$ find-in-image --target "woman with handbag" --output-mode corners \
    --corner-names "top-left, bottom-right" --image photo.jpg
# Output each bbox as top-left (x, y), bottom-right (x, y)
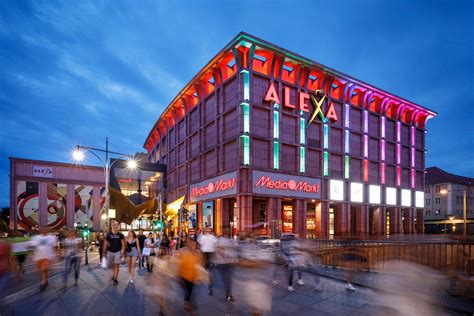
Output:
top-left (125, 230), bottom-right (141, 283)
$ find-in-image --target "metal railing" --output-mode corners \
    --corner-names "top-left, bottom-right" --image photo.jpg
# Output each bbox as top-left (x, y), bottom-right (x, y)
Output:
top-left (311, 238), bottom-right (474, 276)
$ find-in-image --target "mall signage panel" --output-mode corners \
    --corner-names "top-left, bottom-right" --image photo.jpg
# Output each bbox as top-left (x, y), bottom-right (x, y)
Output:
top-left (350, 182), bottom-right (364, 203)
top-left (189, 171), bottom-right (237, 203)
top-left (329, 180), bottom-right (344, 201)
top-left (33, 165), bottom-right (53, 178)
top-left (386, 187), bottom-right (397, 205)
top-left (369, 185), bottom-right (381, 204)
top-left (401, 189), bottom-right (412, 207)
top-left (253, 171), bottom-right (321, 199)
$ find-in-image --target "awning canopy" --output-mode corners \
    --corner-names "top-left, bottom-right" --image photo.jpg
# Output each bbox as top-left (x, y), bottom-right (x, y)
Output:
top-left (165, 195), bottom-right (185, 218)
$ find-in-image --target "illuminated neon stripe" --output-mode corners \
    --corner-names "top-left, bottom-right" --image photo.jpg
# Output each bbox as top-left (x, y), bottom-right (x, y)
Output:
top-left (241, 70), bottom-right (250, 101)
top-left (364, 135), bottom-right (368, 158)
top-left (411, 168), bottom-right (415, 189)
top-left (397, 143), bottom-right (401, 164)
top-left (273, 110), bottom-right (279, 139)
top-left (411, 126), bottom-right (415, 147)
top-left (364, 159), bottom-right (368, 182)
top-left (397, 166), bottom-right (401, 187)
top-left (241, 102), bottom-right (250, 133)
top-left (364, 110), bottom-right (368, 133)
top-left (241, 135), bottom-right (250, 165)
top-left (344, 155), bottom-right (350, 179)
top-left (323, 124), bottom-right (329, 149)
top-left (381, 139), bottom-right (385, 161)
top-left (300, 146), bottom-right (305, 173)
top-left (345, 130), bottom-right (350, 154)
top-left (323, 151), bottom-right (329, 176)
top-left (345, 104), bottom-right (350, 128)
top-left (381, 116), bottom-right (385, 138)
top-left (397, 121), bottom-right (401, 142)
top-left (381, 162), bottom-right (386, 184)
top-left (411, 147), bottom-right (415, 167)
top-left (273, 141), bottom-right (279, 169)
top-left (300, 117), bottom-right (305, 145)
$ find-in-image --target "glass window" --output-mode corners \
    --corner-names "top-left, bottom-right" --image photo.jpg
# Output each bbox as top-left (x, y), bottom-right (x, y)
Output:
top-left (435, 198), bottom-right (440, 204)
top-left (425, 210), bottom-right (430, 215)
top-left (435, 186), bottom-right (440, 193)
top-left (426, 198), bottom-right (430, 206)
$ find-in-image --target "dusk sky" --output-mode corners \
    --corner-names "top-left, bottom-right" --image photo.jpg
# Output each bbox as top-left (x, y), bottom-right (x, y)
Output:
top-left (1, 0), bottom-right (473, 207)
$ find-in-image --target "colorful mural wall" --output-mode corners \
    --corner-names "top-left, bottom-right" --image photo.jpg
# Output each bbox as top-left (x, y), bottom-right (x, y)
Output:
top-left (16, 181), bottom-right (39, 229)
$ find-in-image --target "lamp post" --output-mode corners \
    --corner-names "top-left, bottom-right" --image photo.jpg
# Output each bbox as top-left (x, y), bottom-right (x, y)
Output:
top-left (440, 188), bottom-right (468, 240)
top-left (72, 137), bottom-right (137, 232)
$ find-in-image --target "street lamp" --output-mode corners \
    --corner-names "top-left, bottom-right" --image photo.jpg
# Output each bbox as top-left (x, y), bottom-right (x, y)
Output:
top-left (440, 188), bottom-right (468, 240)
top-left (72, 137), bottom-right (137, 232)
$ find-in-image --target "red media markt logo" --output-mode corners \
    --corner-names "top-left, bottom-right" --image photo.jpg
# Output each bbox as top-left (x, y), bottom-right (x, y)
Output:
top-left (255, 176), bottom-right (319, 193)
top-left (191, 177), bottom-right (235, 198)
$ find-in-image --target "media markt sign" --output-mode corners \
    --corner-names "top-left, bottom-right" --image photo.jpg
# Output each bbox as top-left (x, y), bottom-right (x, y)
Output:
top-left (189, 171), bottom-right (237, 203)
top-left (252, 170), bottom-right (321, 199)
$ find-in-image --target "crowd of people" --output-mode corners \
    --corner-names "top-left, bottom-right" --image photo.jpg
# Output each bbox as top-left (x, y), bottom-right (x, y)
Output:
top-left (0, 222), bottom-right (357, 314)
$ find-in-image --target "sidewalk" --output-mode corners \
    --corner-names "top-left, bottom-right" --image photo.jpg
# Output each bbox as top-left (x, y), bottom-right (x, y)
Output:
top-left (0, 254), bottom-right (469, 315)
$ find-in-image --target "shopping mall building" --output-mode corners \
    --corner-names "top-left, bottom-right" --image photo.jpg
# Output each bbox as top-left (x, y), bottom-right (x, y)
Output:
top-left (143, 32), bottom-right (437, 238)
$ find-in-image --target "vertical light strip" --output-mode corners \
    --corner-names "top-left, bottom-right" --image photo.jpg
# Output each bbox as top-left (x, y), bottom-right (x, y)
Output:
top-left (300, 117), bottom-right (305, 145)
top-left (397, 121), bottom-right (401, 142)
top-left (323, 151), bottom-right (329, 176)
top-left (299, 147), bottom-right (305, 173)
top-left (345, 104), bottom-right (350, 128)
top-left (411, 126), bottom-right (415, 147)
top-left (273, 109), bottom-right (279, 139)
top-left (241, 135), bottom-right (250, 165)
top-left (364, 110), bottom-right (368, 133)
top-left (397, 143), bottom-right (401, 164)
top-left (273, 141), bottom-right (279, 169)
top-left (344, 155), bottom-right (350, 179)
top-left (345, 130), bottom-right (350, 154)
top-left (241, 102), bottom-right (250, 133)
top-left (364, 135), bottom-right (369, 158)
top-left (397, 166), bottom-right (401, 187)
top-left (323, 124), bottom-right (329, 149)
top-left (411, 147), bottom-right (415, 167)
top-left (241, 69), bottom-right (250, 101)
top-left (381, 162), bottom-right (386, 184)
top-left (381, 139), bottom-right (386, 161)
top-left (411, 168), bottom-right (415, 189)
top-left (364, 159), bottom-right (369, 182)
top-left (381, 116), bottom-right (386, 138)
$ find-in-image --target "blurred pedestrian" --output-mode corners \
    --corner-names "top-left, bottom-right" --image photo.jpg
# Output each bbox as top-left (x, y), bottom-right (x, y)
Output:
top-left (0, 239), bottom-right (14, 294)
top-left (103, 221), bottom-right (125, 285)
top-left (214, 233), bottom-right (238, 301)
top-left (160, 234), bottom-right (170, 256)
top-left (272, 234), bottom-right (304, 292)
top-left (125, 230), bottom-right (141, 283)
top-left (62, 229), bottom-right (82, 288)
top-left (98, 233), bottom-right (105, 266)
top-left (9, 230), bottom-right (32, 278)
top-left (137, 229), bottom-right (147, 269)
top-left (144, 232), bottom-right (157, 273)
top-left (177, 239), bottom-right (204, 311)
top-left (197, 230), bottom-right (217, 296)
top-left (31, 228), bottom-right (57, 291)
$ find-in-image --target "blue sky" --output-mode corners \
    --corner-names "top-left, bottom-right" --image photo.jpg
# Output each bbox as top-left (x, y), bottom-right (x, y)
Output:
top-left (0, 0), bottom-right (473, 207)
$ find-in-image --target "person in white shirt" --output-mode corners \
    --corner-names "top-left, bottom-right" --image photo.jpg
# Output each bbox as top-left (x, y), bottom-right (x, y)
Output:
top-left (197, 230), bottom-right (217, 296)
top-left (31, 228), bottom-right (57, 291)
top-left (213, 234), bottom-right (238, 301)
top-left (144, 232), bottom-right (158, 273)
top-left (62, 229), bottom-right (82, 288)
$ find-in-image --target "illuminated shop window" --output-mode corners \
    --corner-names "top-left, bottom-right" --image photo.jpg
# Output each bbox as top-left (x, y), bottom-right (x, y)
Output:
top-left (241, 135), bottom-right (250, 165)
top-left (344, 155), bottom-right (350, 179)
top-left (299, 146), bottom-right (305, 173)
top-left (323, 124), bottom-right (329, 149)
top-left (241, 102), bottom-right (250, 133)
top-left (323, 151), bottom-right (329, 176)
top-left (299, 117), bottom-right (305, 145)
top-left (273, 141), bottom-right (279, 169)
top-left (241, 69), bottom-right (250, 101)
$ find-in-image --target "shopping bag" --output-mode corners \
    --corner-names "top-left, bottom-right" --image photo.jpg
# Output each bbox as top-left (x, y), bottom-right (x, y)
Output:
top-left (142, 247), bottom-right (151, 256)
top-left (101, 256), bottom-right (108, 269)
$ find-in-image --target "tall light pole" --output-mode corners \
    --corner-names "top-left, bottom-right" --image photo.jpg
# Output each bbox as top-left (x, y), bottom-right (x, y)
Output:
top-left (440, 188), bottom-right (468, 240)
top-left (72, 137), bottom-right (137, 232)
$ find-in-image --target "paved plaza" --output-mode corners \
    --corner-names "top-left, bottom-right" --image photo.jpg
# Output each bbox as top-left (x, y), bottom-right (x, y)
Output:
top-left (1, 251), bottom-right (472, 316)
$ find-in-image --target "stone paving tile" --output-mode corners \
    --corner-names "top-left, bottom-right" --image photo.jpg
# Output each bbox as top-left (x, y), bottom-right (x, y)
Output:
top-left (14, 299), bottom-right (69, 316)
top-left (309, 299), bottom-right (358, 316)
top-left (65, 298), bottom-right (116, 316)
top-left (282, 292), bottom-right (321, 306)
top-left (270, 299), bottom-right (301, 313)
top-left (351, 304), bottom-right (403, 316)
top-left (326, 292), bottom-right (371, 308)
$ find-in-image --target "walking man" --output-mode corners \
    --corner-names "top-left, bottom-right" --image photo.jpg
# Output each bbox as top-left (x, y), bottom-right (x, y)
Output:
top-left (62, 229), bottom-right (82, 288)
top-left (31, 228), bottom-right (57, 291)
top-left (197, 230), bottom-right (217, 296)
top-left (103, 221), bottom-right (125, 285)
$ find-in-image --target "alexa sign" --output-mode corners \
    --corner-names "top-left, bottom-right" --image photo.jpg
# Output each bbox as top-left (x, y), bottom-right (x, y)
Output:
top-left (253, 171), bottom-right (321, 199)
top-left (264, 83), bottom-right (338, 123)
top-left (190, 172), bottom-right (237, 202)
